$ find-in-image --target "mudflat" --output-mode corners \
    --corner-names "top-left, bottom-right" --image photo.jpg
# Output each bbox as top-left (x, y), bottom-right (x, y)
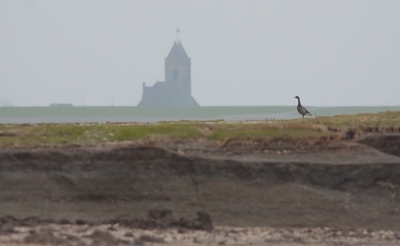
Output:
top-left (1, 119), bottom-right (400, 245)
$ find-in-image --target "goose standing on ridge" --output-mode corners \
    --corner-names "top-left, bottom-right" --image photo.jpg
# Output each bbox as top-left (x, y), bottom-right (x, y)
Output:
top-left (294, 96), bottom-right (312, 118)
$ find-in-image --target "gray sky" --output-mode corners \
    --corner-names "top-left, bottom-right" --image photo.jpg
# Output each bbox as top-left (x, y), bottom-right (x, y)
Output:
top-left (1, 0), bottom-right (399, 107)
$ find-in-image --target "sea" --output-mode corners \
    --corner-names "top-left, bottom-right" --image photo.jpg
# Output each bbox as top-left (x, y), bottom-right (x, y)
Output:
top-left (0, 106), bottom-right (399, 124)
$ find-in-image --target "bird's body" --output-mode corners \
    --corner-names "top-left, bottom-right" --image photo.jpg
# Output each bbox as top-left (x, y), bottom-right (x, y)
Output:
top-left (294, 96), bottom-right (311, 118)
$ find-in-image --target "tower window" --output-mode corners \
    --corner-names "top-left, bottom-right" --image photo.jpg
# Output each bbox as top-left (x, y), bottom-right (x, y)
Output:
top-left (173, 69), bottom-right (179, 80)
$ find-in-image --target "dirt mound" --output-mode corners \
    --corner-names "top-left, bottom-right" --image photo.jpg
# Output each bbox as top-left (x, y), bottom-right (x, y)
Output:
top-left (0, 136), bottom-right (400, 232)
top-left (359, 134), bottom-right (400, 157)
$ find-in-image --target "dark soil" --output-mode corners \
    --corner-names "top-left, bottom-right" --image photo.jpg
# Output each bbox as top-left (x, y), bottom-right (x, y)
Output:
top-left (0, 134), bottom-right (400, 231)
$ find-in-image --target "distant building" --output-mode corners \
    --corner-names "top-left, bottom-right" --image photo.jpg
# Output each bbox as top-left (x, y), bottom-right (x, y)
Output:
top-left (49, 103), bottom-right (73, 107)
top-left (137, 40), bottom-right (199, 107)
top-left (0, 98), bottom-right (13, 107)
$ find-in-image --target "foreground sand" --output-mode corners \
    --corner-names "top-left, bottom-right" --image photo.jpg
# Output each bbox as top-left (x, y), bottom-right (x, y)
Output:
top-left (2, 223), bottom-right (400, 245)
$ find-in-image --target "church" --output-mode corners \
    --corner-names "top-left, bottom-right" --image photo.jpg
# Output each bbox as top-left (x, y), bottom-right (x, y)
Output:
top-left (137, 40), bottom-right (199, 107)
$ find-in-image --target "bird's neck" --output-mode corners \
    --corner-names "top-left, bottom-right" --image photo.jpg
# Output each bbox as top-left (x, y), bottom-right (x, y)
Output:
top-left (297, 99), bottom-right (301, 107)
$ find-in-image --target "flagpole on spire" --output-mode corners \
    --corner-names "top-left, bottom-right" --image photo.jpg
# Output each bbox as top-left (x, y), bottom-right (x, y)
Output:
top-left (176, 28), bottom-right (180, 42)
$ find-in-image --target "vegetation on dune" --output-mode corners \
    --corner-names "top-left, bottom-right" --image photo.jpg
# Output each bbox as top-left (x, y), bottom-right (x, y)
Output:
top-left (310, 111), bottom-right (400, 127)
top-left (0, 111), bottom-right (399, 148)
top-left (207, 123), bottom-right (333, 141)
top-left (0, 124), bottom-right (201, 147)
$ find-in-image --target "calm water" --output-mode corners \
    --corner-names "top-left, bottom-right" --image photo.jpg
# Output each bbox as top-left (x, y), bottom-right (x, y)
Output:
top-left (0, 106), bottom-right (399, 124)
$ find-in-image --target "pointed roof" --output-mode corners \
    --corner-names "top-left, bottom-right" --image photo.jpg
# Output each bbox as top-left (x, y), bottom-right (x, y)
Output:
top-left (166, 41), bottom-right (189, 60)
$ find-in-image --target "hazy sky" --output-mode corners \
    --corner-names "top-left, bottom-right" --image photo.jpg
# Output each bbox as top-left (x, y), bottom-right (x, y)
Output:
top-left (1, 0), bottom-right (399, 107)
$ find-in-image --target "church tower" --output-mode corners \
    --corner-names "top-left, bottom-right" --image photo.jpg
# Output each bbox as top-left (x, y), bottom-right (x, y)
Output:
top-left (165, 40), bottom-right (191, 95)
top-left (137, 30), bottom-right (198, 107)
